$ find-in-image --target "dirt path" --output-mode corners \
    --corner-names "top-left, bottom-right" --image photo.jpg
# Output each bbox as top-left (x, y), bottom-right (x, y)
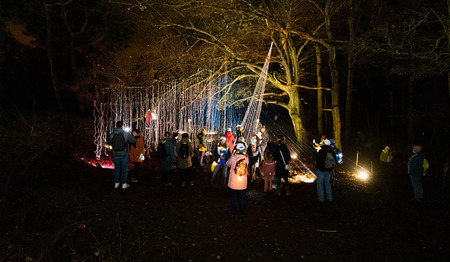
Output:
top-left (1, 157), bottom-right (449, 261)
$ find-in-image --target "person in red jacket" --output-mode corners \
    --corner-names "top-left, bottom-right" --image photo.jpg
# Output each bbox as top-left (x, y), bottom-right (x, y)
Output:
top-left (224, 128), bottom-right (235, 153)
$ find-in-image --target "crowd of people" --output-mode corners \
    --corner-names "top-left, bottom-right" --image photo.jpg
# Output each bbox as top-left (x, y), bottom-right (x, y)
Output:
top-left (107, 120), bottom-right (429, 216)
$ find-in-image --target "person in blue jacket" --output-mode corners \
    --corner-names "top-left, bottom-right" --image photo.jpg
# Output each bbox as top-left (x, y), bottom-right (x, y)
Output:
top-left (209, 137), bottom-right (231, 186)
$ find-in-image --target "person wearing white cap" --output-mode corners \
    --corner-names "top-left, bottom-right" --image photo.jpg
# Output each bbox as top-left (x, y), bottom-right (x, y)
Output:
top-left (247, 137), bottom-right (261, 182)
top-left (209, 137), bottom-right (231, 187)
top-left (316, 139), bottom-right (337, 202)
top-left (226, 142), bottom-right (249, 216)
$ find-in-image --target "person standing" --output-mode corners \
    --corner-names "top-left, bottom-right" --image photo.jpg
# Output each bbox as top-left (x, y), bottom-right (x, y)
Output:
top-left (247, 137), bottom-right (261, 182)
top-left (259, 127), bottom-right (269, 158)
top-left (166, 132), bottom-right (178, 152)
top-left (176, 133), bottom-right (194, 186)
top-left (316, 139), bottom-right (337, 202)
top-left (379, 145), bottom-right (393, 176)
top-left (159, 134), bottom-right (175, 186)
top-left (261, 151), bottom-right (276, 192)
top-left (274, 135), bottom-right (291, 195)
top-left (408, 145), bottom-right (427, 201)
top-left (209, 137), bottom-right (231, 186)
top-left (226, 142), bottom-right (249, 217)
top-left (197, 129), bottom-right (207, 167)
top-left (236, 125), bottom-right (244, 140)
top-left (107, 121), bottom-right (136, 189)
top-left (129, 129), bottom-right (145, 182)
top-left (224, 128), bottom-right (236, 153)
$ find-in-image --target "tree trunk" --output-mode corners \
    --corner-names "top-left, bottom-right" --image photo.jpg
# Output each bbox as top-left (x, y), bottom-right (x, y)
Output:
top-left (407, 64), bottom-right (416, 145)
top-left (44, 2), bottom-right (64, 111)
top-left (314, 43), bottom-right (324, 135)
top-left (345, 0), bottom-right (355, 146)
top-left (288, 86), bottom-right (306, 144)
top-left (325, 0), bottom-right (342, 149)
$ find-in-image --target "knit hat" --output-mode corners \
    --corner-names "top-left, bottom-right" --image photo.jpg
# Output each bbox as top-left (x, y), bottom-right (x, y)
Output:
top-left (220, 136), bottom-right (226, 141)
top-left (235, 142), bottom-right (246, 153)
top-left (323, 139), bottom-right (331, 146)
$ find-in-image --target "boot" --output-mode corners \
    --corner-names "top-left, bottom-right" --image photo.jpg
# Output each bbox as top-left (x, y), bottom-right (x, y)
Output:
top-left (275, 184), bottom-right (282, 196)
top-left (285, 185), bottom-right (292, 196)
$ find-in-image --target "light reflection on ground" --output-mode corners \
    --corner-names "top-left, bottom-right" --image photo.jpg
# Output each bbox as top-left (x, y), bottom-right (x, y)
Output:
top-left (78, 157), bottom-right (114, 169)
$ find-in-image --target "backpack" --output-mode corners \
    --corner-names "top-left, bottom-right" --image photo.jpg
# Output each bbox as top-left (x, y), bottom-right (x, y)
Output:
top-left (179, 142), bottom-right (189, 159)
top-left (333, 147), bottom-right (343, 164)
top-left (235, 157), bottom-right (247, 176)
top-left (111, 133), bottom-right (127, 151)
top-left (158, 142), bottom-right (169, 158)
top-left (324, 152), bottom-right (337, 169)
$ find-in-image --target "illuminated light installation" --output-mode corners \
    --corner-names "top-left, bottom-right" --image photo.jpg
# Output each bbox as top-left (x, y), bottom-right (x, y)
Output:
top-left (259, 110), bottom-right (319, 182)
top-left (93, 44), bottom-right (276, 161)
top-left (240, 43), bottom-right (273, 145)
top-left (93, 79), bottom-right (245, 160)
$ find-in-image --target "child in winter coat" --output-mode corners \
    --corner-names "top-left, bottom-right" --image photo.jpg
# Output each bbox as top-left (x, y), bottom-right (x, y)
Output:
top-left (226, 142), bottom-right (249, 216)
top-left (261, 151), bottom-right (276, 192)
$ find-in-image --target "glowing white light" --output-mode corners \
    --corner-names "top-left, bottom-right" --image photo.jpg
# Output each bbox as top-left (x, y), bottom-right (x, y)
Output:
top-left (151, 112), bottom-right (158, 120)
top-left (357, 171), bottom-right (369, 180)
top-left (124, 127), bottom-right (131, 132)
top-left (291, 154), bottom-right (297, 159)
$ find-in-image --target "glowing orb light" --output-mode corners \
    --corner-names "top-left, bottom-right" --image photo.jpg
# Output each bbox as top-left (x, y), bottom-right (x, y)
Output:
top-left (124, 127), bottom-right (131, 132)
top-left (291, 154), bottom-right (297, 160)
top-left (357, 170), bottom-right (369, 180)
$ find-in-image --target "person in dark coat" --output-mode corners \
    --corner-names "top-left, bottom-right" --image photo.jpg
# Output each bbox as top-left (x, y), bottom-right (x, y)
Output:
top-left (176, 133), bottom-right (194, 186)
top-left (159, 134), bottom-right (176, 186)
top-left (273, 135), bottom-right (291, 195)
top-left (316, 139), bottom-right (337, 202)
top-left (197, 129), bottom-right (207, 167)
top-left (247, 137), bottom-right (261, 182)
top-left (107, 121), bottom-right (137, 189)
top-left (408, 145), bottom-right (427, 201)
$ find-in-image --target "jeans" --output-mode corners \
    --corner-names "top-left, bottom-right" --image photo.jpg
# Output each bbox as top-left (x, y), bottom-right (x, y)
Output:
top-left (230, 189), bottom-right (246, 215)
top-left (410, 175), bottom-right (423, 200)
top-left (316, 170), bottom-right (333, 202)
top-left (113, 155), bottom-right (129, 184)
top-left (210, 163), bottom-right (228, 185)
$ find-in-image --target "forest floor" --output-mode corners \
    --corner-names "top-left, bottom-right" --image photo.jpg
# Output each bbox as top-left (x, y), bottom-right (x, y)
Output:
top-left (1, 148), bottom-right (450, 262)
